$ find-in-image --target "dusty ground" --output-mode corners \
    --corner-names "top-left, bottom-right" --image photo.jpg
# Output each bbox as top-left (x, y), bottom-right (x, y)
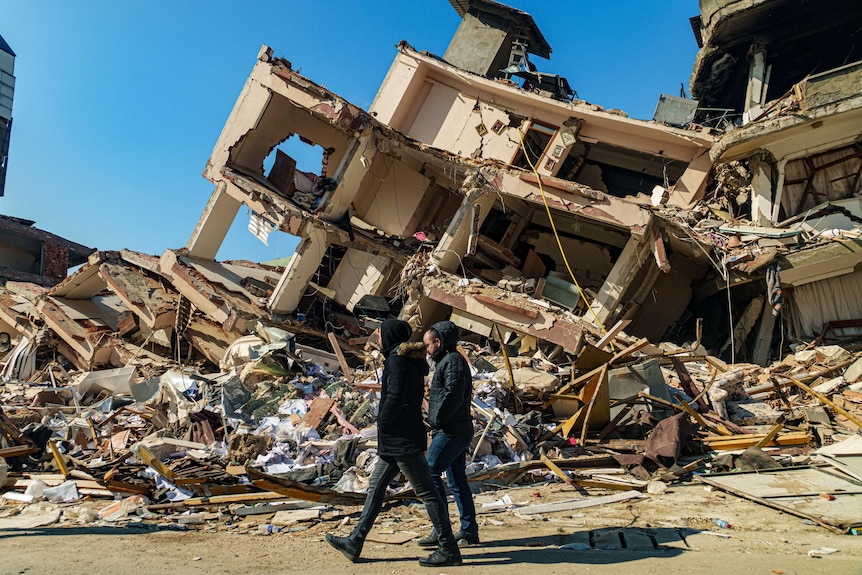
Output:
top-left (1, 483), bottom-right (861, 575)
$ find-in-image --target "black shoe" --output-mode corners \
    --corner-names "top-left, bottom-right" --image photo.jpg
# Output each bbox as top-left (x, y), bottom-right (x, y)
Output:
top-left (326, 533), bottom-right (362, 562)
top-left (454, 530), bottom-right (480, 546)
top-left (419, 545), bottom-right (463, 567)
top-left (416, 531), bottom-right (439, 548)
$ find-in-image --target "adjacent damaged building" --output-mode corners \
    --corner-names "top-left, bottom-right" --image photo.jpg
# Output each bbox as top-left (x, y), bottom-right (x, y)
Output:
top-left (686, 0), bottom-right (862, 362)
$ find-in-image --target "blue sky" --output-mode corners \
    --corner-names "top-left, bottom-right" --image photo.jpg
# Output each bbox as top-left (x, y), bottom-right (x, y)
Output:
top-left (0, 1), bottom-right (702, 263)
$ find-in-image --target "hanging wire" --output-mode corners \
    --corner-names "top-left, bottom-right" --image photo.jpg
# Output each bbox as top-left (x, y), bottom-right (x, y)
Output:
top-left (516, 129), bottom-right (609, 336)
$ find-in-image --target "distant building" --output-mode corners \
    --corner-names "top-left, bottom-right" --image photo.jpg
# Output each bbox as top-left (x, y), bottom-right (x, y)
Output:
top-left (0, 33), bottom-right (14, 198)
top-left (0, 33), bottom-right (95, 286)
top-left (0, 215), bottom-right (94, 286)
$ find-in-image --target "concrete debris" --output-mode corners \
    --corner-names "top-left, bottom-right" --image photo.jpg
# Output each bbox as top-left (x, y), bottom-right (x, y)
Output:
top-left (3, 0), bottom-right (862, 547)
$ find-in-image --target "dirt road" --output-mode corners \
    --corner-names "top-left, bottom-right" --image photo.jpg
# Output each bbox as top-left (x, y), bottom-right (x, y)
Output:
top-left (2, 483), bottom-right (861, 575)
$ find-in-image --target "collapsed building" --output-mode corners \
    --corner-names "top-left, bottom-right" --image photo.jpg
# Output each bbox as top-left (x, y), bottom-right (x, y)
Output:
top-left (2, 0), bottom-right (862, 538)
top-left (186, 0), bottom-right (715, 366)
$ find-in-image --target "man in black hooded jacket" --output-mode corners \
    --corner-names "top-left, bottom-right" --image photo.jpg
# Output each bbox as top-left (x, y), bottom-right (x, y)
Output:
top-left (419, 320), bottom-right (479, 547)
top-left (326, 319), bottom-right (462, 567)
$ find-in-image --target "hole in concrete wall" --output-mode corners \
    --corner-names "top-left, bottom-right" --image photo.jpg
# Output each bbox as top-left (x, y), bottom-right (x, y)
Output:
top-left (262, 135), bottom-right (337, 211)
top-left (263, 135), bottom-right (325, 177)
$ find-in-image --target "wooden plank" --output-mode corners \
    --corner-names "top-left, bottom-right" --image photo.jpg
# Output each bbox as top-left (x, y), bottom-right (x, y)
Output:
top-left (303, 396), bottom-right (336, 429)
top-left (702, 431), bottom-right (813, 450)
top-left (580, 365), bottom-right (609, 445)
top-left (593, 320), bottom-right (630, 351)
top-left (790, 376), bottom-right (862, 429)
top-left (0, 445), bottom-right (36, 458)
top-left (543, 338), bottom-right (646, 410)
top-left (559, 406), bottom-right (585, 439)
top-left (677, 395), bottom-right (730, 436)
top-left (48, 442), bottom-right (69, 478)
top-left (492, 324), bottom-right (522, 412)
top-left (12, 477), bottom-right (106, 490)
top-left (248, 469), bottom-right (389, 506)
top-left (540, 452), bottom-right (577, 487)
top-left (327, 332), bottom-right (353, 383)
top-left (133, 445), bottom-right (176, 480)
top-left (147, 490), bottom-right (291, 510)
top-left (753, 420), bottom-right (785, 448)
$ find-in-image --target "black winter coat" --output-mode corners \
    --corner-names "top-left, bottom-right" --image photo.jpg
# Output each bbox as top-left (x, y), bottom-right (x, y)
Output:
top-left (427, 321), bottom-right (473, 437)
top-left (377, 341), bottom-right (430, 458)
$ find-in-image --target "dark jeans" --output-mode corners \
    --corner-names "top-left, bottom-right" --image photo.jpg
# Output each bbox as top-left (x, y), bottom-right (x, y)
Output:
top-left (351, 453), bottom-right (456, 548)
top-left (427, 431), bottom-right (478, 537)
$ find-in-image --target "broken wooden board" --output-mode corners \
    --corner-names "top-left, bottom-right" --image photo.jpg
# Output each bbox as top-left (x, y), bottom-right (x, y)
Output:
top-left (247, 468), bottom-right (411, 506)
top-left (701, 431), bottom-right (813, 450)
top-left (302, 396), bottom-right (336, 429)
top-left (465, 455), bottom-right (618, 483)
top-left (147, 491), bottom-right (290, 510)
top-left (327, 332), bottom-right (354, 383)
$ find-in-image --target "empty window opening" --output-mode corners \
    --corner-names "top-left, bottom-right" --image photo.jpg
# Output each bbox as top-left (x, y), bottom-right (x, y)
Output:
top-left (511, 121), bottom-right (556, 170)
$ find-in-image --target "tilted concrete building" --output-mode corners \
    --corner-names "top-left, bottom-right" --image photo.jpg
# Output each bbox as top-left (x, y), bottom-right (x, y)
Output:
top-left (186, 0), bottom-right (717, 358)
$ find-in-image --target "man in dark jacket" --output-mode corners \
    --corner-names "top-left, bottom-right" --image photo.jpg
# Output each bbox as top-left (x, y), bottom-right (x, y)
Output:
top-left (419, 320), bottom-right (479, 547)
top-left (326, 319), bottom-right (462, 567)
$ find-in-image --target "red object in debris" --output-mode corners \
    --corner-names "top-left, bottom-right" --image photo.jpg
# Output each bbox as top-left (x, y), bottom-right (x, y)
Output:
top-left (567, 437), bottom-right (578, 446)
top-left (819, 493), bottom-right (836, 501)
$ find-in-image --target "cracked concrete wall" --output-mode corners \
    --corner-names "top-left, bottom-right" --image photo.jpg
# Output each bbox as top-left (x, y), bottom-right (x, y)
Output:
top-left (351, 155), bottom-right (430, 237)
top-left (328, 249), bottom-right (391, 312)
top-left (524, 231), bottom-right (613, 290)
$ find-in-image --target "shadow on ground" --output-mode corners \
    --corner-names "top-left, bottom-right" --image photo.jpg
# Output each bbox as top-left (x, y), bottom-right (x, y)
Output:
top-left (359, 526), bottom-right (690, 566)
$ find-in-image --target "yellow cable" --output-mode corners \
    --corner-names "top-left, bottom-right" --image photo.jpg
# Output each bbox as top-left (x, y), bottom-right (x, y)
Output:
top-left (517, 129), bottom-right (609, 335)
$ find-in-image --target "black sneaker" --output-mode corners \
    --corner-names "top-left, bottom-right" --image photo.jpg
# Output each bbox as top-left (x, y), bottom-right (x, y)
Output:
top-left (419, 545), bottom-right (463, 567)
top-left (325, 533), bottom-right (362, 562)
top-left (454, 530), bottom-right (480, 546)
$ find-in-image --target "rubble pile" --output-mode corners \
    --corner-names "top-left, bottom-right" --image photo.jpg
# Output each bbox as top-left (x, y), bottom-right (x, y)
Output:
top-left (1, 288), bottom-right (861, 535)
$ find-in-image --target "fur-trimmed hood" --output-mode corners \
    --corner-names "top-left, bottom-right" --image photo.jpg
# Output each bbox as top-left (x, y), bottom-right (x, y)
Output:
top-left (396, 341), bottom-right (426, 360)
